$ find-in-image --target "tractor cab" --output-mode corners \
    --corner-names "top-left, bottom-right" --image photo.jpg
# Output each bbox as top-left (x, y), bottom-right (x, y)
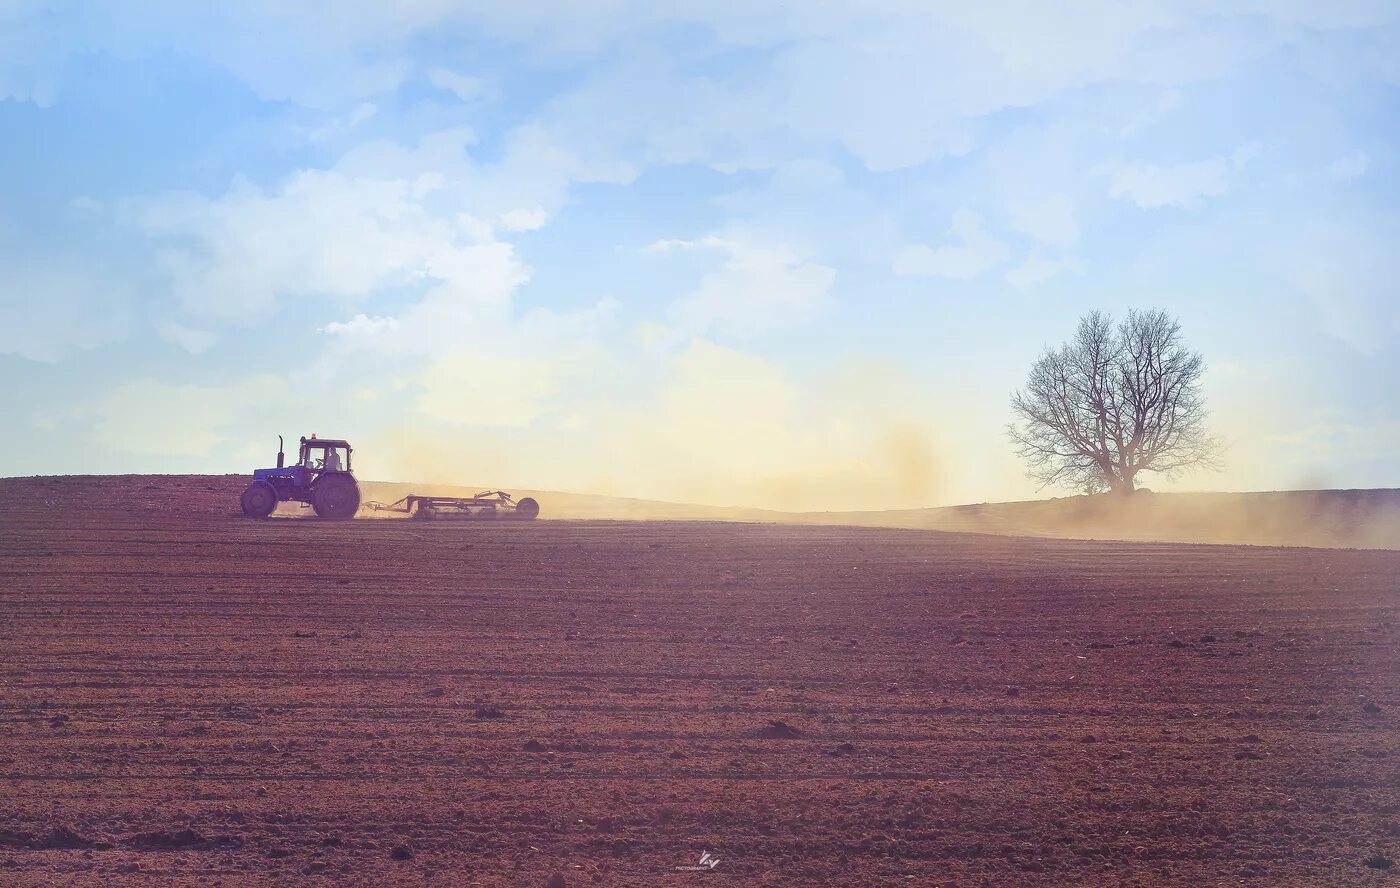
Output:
top-left (298, 436), bottom-right (352, 475)
top-left (240, 433), bottom-right (361, 520)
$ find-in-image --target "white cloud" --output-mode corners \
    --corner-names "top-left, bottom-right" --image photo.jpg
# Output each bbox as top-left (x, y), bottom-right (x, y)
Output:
top-left (96, 375), bottom-right (282, 456)
top-left (1327, 151), bottom-right (1370, 181)
top-left (499, 207), bottom-right (548, 232)
top-left (155, 320), bottom-right (217, 354)
top-left (1287, 214), bottom-right (1400, 354)
top-left (1007, 196), bottom-right (1079, 247)
top-left (1117, 88), bottom-right (1183, 137)
top-left (652, 236), bottom-right (835, 337)
top-left (497, 3), bottom-right (1392, 177)
top-left (708, 159), bottom-right (900, 270)
top-left (7, 2), bottom-right (1399, 133)
top-left (1004, 253), bottom-right (1083, 288)
top-left (0, 263), bottom-right (128, 362)
top-left (894, 209), bottom-right (1009, 279)
top-left (974, 120), bottom-right (1093, 258)
top-left (305, 102), bottom-right (378, 143)
top-left (59, 4), bottom-right (443, 108)
top-left (134, 169), bottom-right (471, 318)
top-left (1102, 142), bottom-right (1262, 209)
top-left (428, 68), bottom-right (488, 103)
top-left (321, 314), bottom-right (400, 338)
top-left (131, 132), bottom-right (543, 356)
top-left (129, 116), bottom-right (635, 349)
top-left (334, 124), bottom-right (633, 227)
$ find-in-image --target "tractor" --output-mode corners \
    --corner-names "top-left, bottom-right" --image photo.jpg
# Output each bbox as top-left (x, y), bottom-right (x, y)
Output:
top-left (239, 435), bottom-right (360, 520)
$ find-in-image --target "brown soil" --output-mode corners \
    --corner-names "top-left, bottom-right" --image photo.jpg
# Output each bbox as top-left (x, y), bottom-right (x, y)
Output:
top-left (0, 475), bottom-right (1396, 886)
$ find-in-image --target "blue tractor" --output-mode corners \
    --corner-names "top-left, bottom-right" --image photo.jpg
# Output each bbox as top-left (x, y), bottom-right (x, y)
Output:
top-left (239, 435), bottom-right (360, 520)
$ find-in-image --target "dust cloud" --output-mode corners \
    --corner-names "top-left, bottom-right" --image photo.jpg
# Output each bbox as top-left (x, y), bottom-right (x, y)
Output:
top-left (803, 489), bottom-right (1400, 550)
top-left (360, 417), bottom-right (953, 515)
top-left (355, 341), bottom-right (1006, 513)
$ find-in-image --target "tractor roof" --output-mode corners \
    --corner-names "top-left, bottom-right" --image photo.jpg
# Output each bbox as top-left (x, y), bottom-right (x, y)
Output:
top-left (300, 437), bottom-right (351, 448)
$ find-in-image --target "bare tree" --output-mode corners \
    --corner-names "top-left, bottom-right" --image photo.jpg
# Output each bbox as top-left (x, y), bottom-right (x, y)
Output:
top-left (1008, 308), bottom-right (1219, 495)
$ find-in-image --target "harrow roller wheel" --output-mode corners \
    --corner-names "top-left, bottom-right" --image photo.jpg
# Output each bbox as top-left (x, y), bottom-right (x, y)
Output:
top-left (515, 497), bottom-right (540, 520)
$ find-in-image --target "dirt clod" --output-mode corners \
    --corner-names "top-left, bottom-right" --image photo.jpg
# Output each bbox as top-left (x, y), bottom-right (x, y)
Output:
top-left (37, 827), bottom-right (94, 850)
top-left (390, 845), bottom-right (413, 860)
top-left (756, 720), bottom-right (802, 739)
top-left (126, 828), bottom-right (240, 851)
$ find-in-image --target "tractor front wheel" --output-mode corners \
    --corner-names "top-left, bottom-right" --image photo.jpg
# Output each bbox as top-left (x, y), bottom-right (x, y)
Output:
top-left (240, 481), bottom-right (277, 518)
top-left (312, 475), bottom-right (361, 520)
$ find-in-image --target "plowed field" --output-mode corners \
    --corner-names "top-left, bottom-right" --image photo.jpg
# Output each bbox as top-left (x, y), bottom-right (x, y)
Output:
top-left (0, 476), bottom-right (1396, 886)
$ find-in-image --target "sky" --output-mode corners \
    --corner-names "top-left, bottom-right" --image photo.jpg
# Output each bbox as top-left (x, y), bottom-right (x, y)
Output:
top-left (1, 1), bottom-right (1397, 510)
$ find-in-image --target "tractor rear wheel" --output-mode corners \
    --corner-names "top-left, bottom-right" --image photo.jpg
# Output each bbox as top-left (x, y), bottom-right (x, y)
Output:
top-left (312, 474), bottom-right (360, 520)
top-left (516, 497), bottom-right (540, 520)
top-left (240, 481), bottom-right (277, 518)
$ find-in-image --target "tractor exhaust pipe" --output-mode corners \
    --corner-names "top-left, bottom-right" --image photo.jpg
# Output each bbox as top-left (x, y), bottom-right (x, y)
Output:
top-left (276, 435), bottom-right (285, 469)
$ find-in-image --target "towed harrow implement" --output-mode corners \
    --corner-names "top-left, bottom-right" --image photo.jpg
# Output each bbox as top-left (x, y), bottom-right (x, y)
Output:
top-left (364, 490), bottom-right (540, 521)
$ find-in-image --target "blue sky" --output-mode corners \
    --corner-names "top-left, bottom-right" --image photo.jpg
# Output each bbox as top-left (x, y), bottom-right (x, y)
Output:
top-left (2, 2), bottom-right (1397, 509)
